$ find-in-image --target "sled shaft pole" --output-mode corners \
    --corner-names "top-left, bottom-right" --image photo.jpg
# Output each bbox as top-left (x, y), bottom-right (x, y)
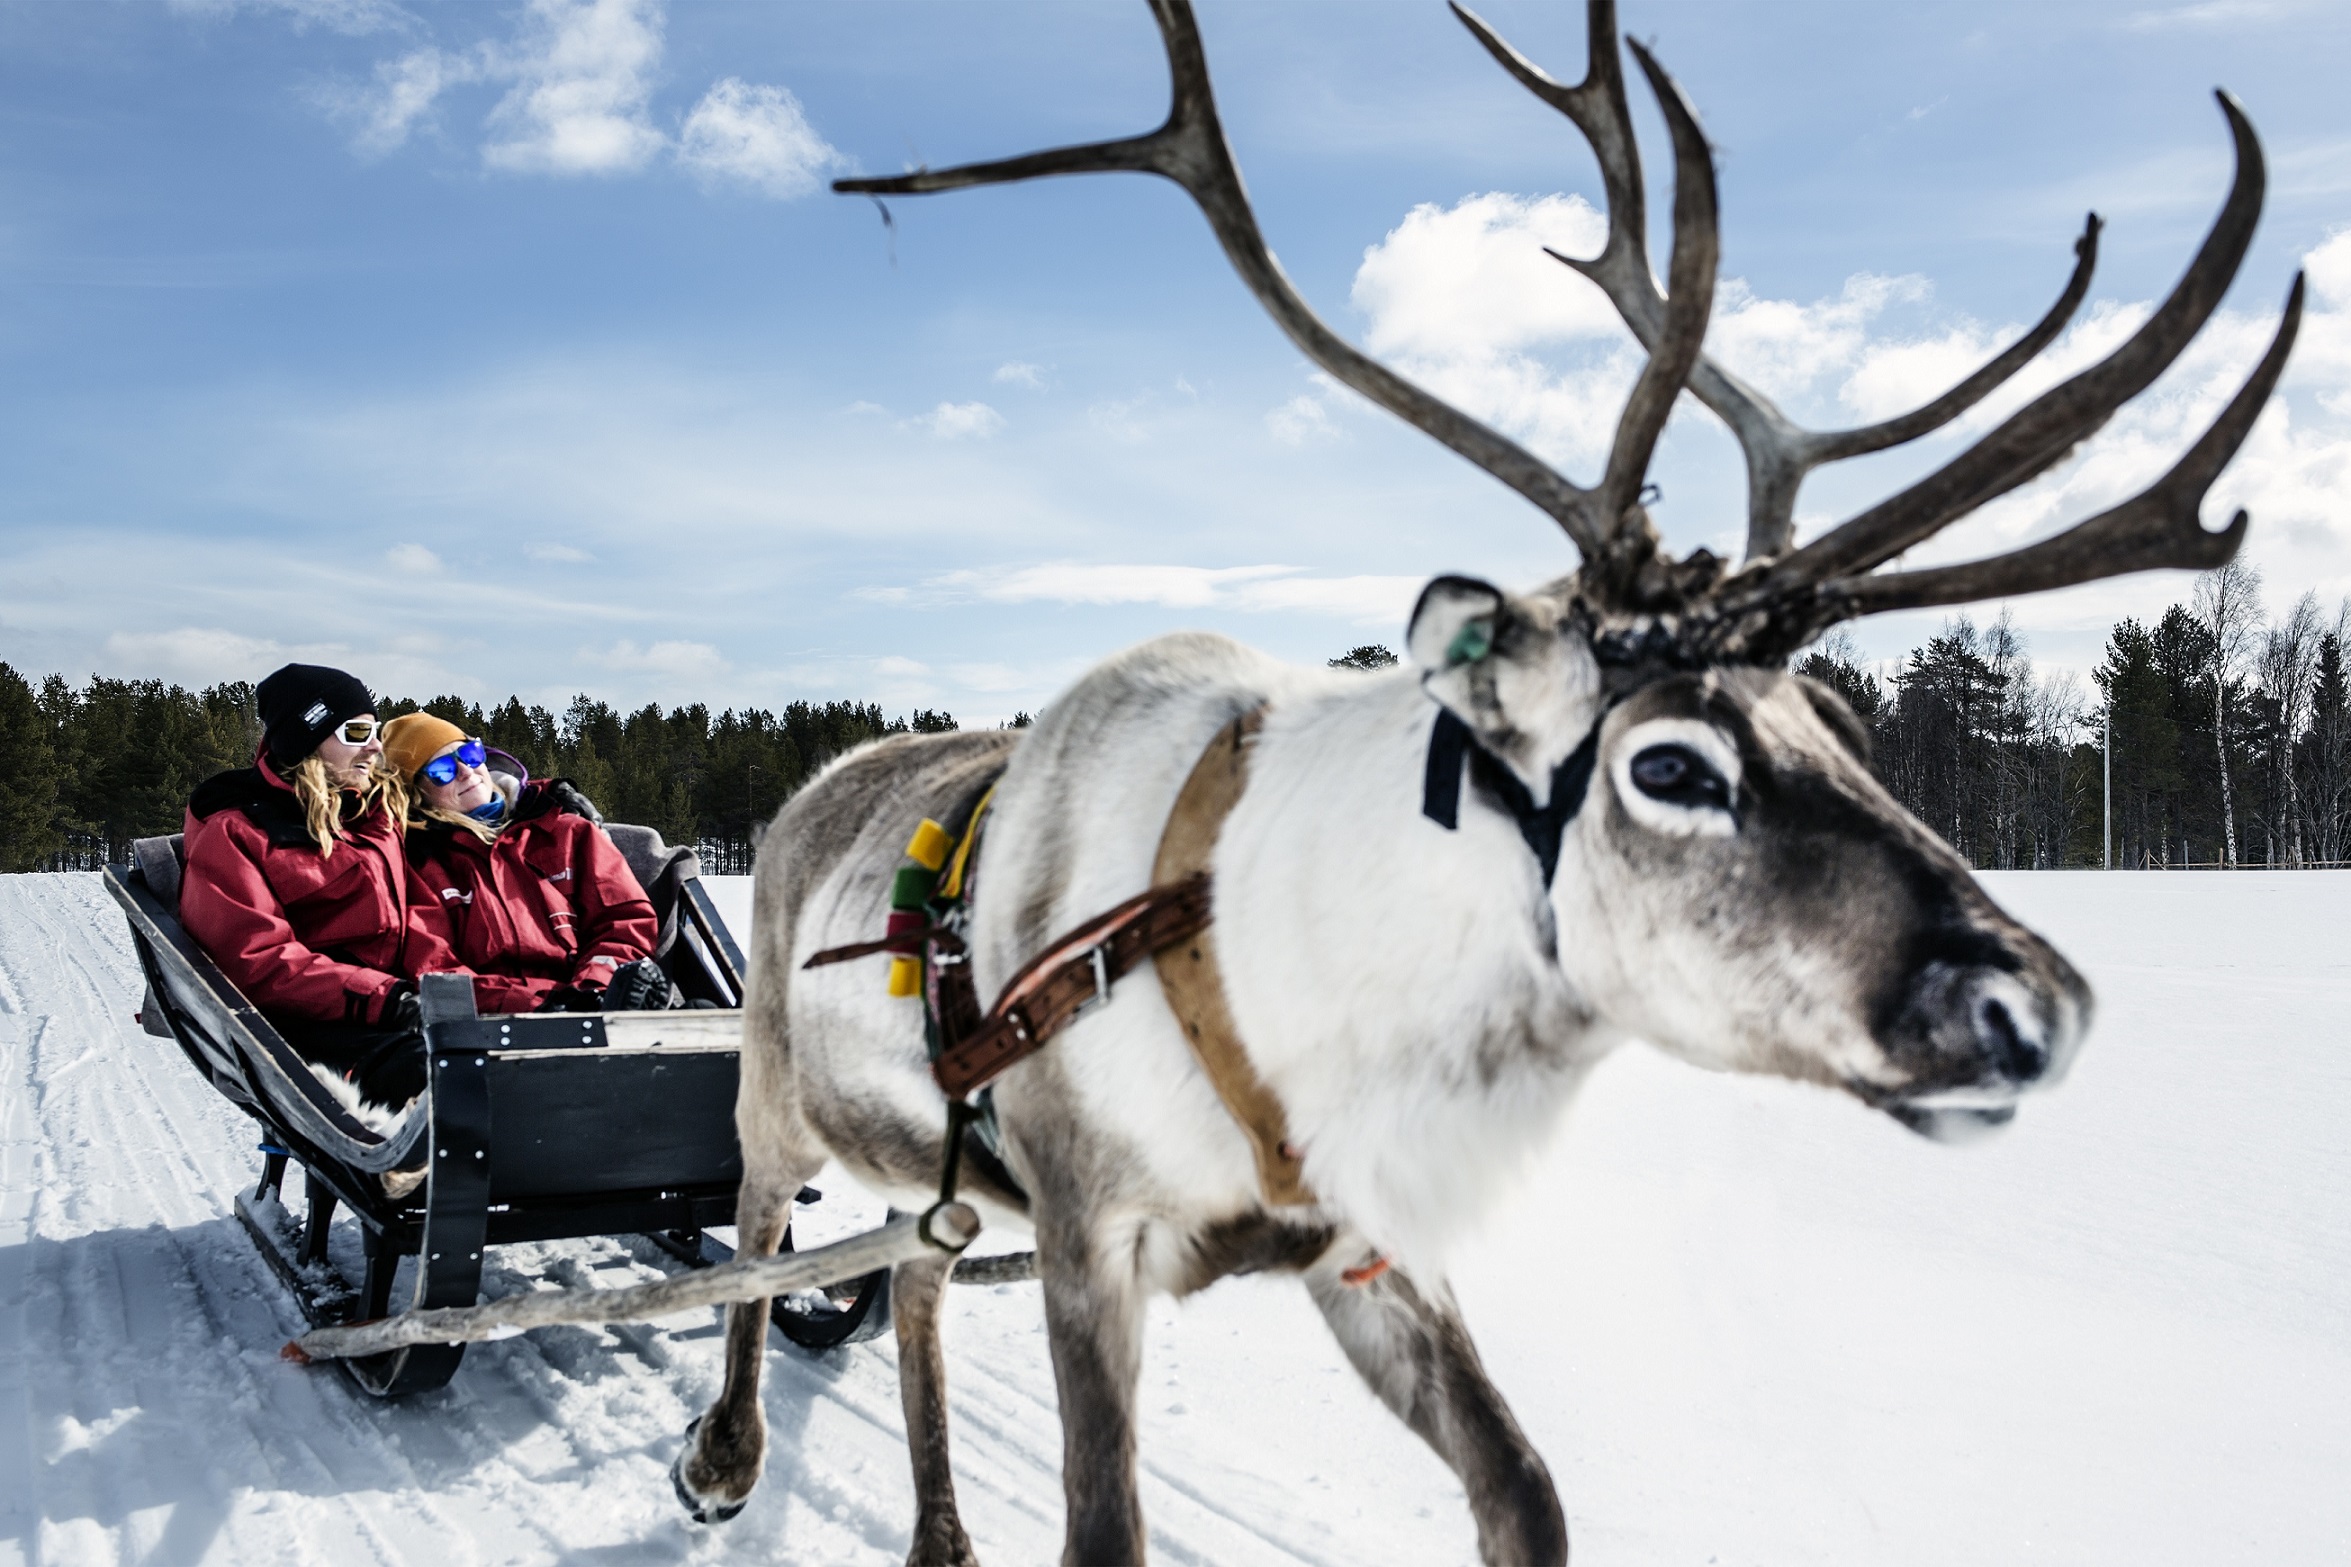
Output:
top-left (286, 1202), bottom-right (980, 1364)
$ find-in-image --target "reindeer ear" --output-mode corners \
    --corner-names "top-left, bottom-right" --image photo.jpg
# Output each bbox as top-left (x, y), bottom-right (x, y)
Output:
top-left (1407, 574), bottom-right (1600, 790)
top-left (1407, 576), bottom-right (1504, 674)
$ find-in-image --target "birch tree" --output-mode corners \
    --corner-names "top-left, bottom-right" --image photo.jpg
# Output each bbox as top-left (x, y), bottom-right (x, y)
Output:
top-left (2192, 560), bottom-right (2264, 867)
top-left (2257, 592), bottom-right (2321, 864)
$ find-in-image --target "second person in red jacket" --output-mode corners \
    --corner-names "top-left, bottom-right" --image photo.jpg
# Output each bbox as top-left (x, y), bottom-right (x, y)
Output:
top-left (380, 714), bottom-right (673, 1014)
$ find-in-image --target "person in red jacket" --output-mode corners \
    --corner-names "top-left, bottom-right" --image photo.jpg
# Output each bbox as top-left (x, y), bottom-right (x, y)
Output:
top-left (380, 713), bottom-right (671, 1014)
top-left (180, 664), bottom-right (461, 1130)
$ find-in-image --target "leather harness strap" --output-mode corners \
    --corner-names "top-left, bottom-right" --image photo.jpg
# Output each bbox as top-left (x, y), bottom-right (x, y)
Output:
top-left (807, 704), bottom-right (1313, 1210)
top-left (1149, 708), bottom-right (1315, 1206)
top-left (931, 875), bottom-right (1211, 1098)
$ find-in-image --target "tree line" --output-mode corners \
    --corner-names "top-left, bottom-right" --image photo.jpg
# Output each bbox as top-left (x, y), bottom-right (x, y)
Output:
top-left (3, 564), bottom-right (2343, 875)
top-left (1799, 562), bottom-right (2350, 869)
top-left (0, 670), bottom-right (983, 874)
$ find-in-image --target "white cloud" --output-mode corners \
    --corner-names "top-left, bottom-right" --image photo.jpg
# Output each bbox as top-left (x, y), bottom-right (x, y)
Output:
top-left (933, 563), bottom-right (1293, 608)
top-left (581, 638), bottom-right (728, 679)
top-left (169, 0), bottom-right (413, 36)
top-left (921, 401), bottom-right (1005, 440)
top-left (869, 563), bottom-right (1421, 626)
top-left (678, 78), bottom-right (841, 198)
top-left (1354, 192), bottom-right (1616, 362)
top-left (1088, 390), bottom-right (1181, 444)
top-left (480, 0), bottom-right (667, 176)
top-left (1231, 574), bottom-right (1423, 623)
top-left (1350, 191), bottom-right (1638, 471)
top-left (319, 0), bottom-right (841, 190)
top-left (944, 661), bottom-right (1033, 693)
top-left (993, 361), bottom-right (1048, 390)
top-left (2120, 0), bottom-right (2292, 31)
top-left (1342, 190), bottom-right (2351, 654)
top-left (1709, 273), bottom-right (1935, 402)
top-left (1266, 392), bottom-right (1340, 446)
top-left (103, 627), bottom-right (296, 682)
top-left (385, 542), bottom-right (442, 572)
top-left (527, 541), bottom-right (595, 563)
top-left (324, 46), bottom-right (473, 156)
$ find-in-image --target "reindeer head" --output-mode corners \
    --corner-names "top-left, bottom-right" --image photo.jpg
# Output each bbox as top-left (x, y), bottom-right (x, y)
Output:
top-left (840, 0), bottom-right (2300, 1138)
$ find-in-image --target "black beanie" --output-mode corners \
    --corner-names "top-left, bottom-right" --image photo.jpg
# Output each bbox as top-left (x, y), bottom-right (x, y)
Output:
top-left (257, 663), bottom-right (376, 771)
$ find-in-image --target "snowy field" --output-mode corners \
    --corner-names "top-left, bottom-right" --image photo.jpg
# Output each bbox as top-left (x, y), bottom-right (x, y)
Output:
top-left (2, 869), bottom-right (2345, 1566)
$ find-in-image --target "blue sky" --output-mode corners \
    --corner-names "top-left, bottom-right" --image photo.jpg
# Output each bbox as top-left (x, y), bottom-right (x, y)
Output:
top-left (1, 0), bottom-right (2344, 724)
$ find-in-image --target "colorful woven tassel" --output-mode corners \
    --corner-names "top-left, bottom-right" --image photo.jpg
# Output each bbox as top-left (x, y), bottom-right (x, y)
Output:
top-left (883, 818), bottom-right (951, 997)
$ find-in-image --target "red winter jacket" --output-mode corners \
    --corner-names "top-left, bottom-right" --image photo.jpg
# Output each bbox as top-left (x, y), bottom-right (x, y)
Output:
top-left (181, 759), bottom-right (464, 1025)
top-left (402, 780), bottom-right (659, 1014)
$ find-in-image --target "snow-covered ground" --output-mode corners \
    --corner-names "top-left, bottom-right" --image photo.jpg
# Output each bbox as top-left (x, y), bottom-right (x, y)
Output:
top-left (2, 869), bottom-right (2345, 1566)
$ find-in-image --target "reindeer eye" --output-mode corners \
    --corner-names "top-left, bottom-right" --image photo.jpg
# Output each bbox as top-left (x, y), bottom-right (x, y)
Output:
top-left (1630, 744), bottom-right (1732, 812)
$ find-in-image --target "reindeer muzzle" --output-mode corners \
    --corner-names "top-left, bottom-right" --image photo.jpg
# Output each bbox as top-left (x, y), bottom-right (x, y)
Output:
top-left (1877, 942), bottom-right (2091, 1144)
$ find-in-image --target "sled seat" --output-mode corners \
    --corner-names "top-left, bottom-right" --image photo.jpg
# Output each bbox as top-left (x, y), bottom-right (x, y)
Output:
top-left (100, 821), bottom-right (788, 1399)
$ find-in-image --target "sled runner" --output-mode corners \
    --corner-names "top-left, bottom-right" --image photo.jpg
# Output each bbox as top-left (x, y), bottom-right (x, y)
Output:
top-left (104, 824), bottom-right (894, 1397)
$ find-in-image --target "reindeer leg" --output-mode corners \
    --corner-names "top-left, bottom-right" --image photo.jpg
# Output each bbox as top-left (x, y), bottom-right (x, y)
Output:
top-left (1309, 1264), bottom-right (1566, 1567)
top-left (673, 1172), bottom-right (799, 1523)
top-left (1039, 1213), bottom-right (1147, 1566)
top-left (891, 1248), bottom-right (980, 1567)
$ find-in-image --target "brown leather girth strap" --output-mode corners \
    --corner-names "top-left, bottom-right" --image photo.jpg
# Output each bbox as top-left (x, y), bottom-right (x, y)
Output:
top-left (923, 705), bottom-right (1311, 1208)
top-left (1151, 709), bottom-right (1314, 1206)
top-left (932, 876), bottom-right (1210, 1098)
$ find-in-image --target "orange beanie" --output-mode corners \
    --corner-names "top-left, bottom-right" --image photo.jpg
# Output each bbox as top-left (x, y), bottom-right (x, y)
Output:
top-left (381, 713), bottom-right (468, 780)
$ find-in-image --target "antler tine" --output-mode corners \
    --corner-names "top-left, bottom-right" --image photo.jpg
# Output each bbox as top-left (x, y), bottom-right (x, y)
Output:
top-left (1802, 218), bottom-right (2100, 469)
top-left (1596, 41), bottom-right (1719, 545)
top-left (1824, 273), bottom-right (2302, 622)
top-left (1449, 1), bottom-right (1650, 326)
top-left (836, 0), bottom-right (1615, 558)
top-left (1766, 91), bottom-right (2268, 592)
top-left (1454, 4), bottom-right (2108, 565)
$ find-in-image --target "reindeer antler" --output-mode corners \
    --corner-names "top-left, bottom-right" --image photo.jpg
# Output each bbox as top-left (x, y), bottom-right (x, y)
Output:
top-left (1451, 0), bottom-right (2107, 565)
top-left (838, 0), bottom-right (2303, 666)
top-left (834, 0), bottom-right (1716, 579)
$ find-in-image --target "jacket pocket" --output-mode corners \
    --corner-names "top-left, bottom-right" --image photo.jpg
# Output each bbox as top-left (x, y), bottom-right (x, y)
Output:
top-left (520, 840), bottom-right (582, 958)
top-left (274, 845), bottom-right (394, 949)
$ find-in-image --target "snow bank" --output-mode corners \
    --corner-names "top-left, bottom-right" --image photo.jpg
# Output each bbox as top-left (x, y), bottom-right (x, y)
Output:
top-left (2, 871), bottom-right (2344, 1564)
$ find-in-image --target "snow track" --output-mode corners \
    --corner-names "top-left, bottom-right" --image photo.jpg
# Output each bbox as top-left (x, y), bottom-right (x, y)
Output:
top-left (4, 871), bottom-right (2348, 1564)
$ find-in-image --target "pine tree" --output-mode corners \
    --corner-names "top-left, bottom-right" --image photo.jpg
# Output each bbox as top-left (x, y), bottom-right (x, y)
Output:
top-left (0, 663), bottom-right (61, 871)
top-left (2308, 628), bottom-right (2351, 863)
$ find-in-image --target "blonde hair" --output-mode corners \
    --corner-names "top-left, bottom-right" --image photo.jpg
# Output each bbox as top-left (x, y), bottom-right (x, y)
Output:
top-left (289, 755), bottom-right (412, 858)
top-left (411, 770), bottom-right (517, 845)
top-left (418, 801), bottom-right (505, 844)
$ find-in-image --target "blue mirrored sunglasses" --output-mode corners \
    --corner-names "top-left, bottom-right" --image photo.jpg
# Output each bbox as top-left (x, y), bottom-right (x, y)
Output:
top-left (419, 739), bottom-right (488, 786)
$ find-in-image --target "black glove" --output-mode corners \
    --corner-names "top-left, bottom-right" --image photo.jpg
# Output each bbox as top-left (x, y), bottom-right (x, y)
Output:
top-left (601, 958), bottom-right (678, 1012)
top-left (379, 985), bottom-right (422, 1034)
top-left (545, 780), bottom-right (604, 823)
top-left (536, 985), bottom-right (601, 1014)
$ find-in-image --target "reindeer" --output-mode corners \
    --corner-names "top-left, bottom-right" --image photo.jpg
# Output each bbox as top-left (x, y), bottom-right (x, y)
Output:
top-left (673, 2), bottom-right (2302, 1562)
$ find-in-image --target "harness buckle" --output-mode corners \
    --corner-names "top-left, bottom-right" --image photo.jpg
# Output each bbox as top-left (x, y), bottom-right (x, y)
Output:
top-left (1072, 944), bottom-right (1112, 1020)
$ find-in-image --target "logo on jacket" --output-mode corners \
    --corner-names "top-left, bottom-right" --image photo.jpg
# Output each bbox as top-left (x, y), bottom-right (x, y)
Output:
top-left (440, 888), bottom-right (473, 904)
top-left (547, 868), bottom-right (572, 882)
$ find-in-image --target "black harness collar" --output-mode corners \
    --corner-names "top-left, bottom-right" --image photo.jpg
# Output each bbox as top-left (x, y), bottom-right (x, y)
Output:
top-left (1420, 708), bottom-right (1604, 887)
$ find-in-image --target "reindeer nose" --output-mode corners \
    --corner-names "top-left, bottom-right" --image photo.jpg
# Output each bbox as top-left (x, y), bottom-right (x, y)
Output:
top-left (1966, 976), bottom-right (2049, 1084)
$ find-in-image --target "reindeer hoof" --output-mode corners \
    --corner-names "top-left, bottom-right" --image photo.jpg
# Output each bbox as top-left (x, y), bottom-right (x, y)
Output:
top-left (671, 1417), bottom-right (750, 1524)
